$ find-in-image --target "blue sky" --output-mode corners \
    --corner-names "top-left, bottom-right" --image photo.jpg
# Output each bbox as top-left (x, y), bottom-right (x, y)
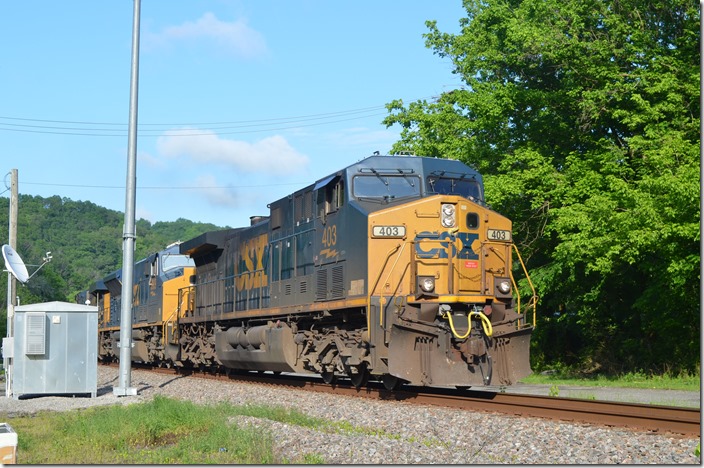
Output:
top-left (1, 1), bottom-right (466, 229)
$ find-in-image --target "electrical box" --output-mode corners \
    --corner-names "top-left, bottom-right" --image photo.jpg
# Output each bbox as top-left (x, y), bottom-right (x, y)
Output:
top-left (12, 301), bottom-right (98, 399)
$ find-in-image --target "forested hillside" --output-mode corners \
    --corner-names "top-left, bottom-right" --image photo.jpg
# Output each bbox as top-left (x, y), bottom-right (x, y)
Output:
top-left (0, 194), bottom-right (226, 308)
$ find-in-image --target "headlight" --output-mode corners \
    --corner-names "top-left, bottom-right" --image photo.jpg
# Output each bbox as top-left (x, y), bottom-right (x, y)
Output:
top-left (420, 277), bottom-right (435, 292)
top-left (441, 203), bottom-right (456, 228)
top-left (497, 280), bottom-right (511, 294)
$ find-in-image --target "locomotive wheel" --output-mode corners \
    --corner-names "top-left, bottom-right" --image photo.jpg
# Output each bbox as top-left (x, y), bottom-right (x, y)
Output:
top-left (347, 363), bottom-right (369, 388)
top-left (321, 371), bottom-right (337, 384)
top-left (382, 374), bottom-right (400, 391)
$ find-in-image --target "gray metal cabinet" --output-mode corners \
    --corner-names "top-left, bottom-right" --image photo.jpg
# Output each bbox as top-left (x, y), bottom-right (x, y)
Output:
top-left (11, 301), bottom-right (98, 399)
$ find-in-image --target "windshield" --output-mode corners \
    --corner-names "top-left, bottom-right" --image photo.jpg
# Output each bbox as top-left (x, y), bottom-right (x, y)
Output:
top-left (161, 253), bottom-right (195, 273)
top-left (353, 175), bottom-right (421, 199)
top-left (427, 177), bottom-right (482, 201)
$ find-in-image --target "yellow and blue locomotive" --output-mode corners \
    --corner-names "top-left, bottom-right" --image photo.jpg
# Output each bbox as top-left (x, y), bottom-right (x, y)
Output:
top-left (171, 153), bottom-right (537, 388)
top-left (82, 242), bottom-right (196, 366)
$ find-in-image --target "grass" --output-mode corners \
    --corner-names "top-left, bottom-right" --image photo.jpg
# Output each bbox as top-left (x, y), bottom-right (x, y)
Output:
top-left (3, 394), bottom-right (452, 464)
top-left (2, 370), bottom-right (699, 463)
top-left (521, 370), bottom-right (700, 391)
top-left (5, 396), bottom-right (330, 464)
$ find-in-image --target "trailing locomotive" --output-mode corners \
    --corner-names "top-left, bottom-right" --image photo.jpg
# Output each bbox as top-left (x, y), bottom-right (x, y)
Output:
top-left (85, 154), bottom-right (537, 389)
top-left (81, 242), bottom-right (195, 364)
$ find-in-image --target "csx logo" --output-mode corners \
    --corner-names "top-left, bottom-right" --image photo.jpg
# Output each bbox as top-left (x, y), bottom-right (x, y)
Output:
top-left (415, 232), bottom-right (479, 259)
top-left (237, 234), bottom-right (269, 290)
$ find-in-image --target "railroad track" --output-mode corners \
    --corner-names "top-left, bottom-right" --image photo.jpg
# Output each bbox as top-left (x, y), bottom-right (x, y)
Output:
top-left (250, 375), bottom-right (700, 437)
top-left (129, 365), bottom-right (702, 437)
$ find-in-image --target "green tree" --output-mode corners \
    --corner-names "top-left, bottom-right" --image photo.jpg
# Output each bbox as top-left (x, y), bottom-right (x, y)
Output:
top-left (385, 0), bottom-right (700, 373)
top-left (0, 194), bottom-right (226, 309)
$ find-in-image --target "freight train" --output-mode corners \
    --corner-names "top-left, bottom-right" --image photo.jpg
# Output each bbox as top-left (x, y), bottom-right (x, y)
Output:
top-left (80, 153), bottom-right (537, 390)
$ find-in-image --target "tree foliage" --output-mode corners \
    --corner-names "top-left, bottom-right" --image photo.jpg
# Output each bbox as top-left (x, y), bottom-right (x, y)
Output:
top-left (0, 195), bottom-right (225, 325)
top-left (384, 0), bottom-right (700, 373)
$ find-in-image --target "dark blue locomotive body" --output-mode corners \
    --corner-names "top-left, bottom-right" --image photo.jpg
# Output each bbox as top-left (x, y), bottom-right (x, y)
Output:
top-left (172, 154), bottom-right (536, 388)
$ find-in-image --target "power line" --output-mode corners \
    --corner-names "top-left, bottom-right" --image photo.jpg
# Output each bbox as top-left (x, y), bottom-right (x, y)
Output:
top-left (19, 181), bottom-right (306, 190)
top-left (0, 103), bottom-right (389, 127)
top-left (0, 111), bottom-right (390, 137)
top-left (0, 99), bottom-right (418, 137)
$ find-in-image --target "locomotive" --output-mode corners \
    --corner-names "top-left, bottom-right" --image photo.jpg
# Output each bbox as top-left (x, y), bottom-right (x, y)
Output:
top-left (81, 242), bottom-right (196, 365)
top-left (83, 153), bottom-right (537, 389)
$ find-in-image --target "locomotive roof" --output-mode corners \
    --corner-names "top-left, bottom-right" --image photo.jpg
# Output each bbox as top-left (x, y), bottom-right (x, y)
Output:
top-left (310, 154), bottom-right (481, 190)
top-left (311, 154), bottom-right (482, 189)
top-left (345, 154), bottom-right (480, 177)
top-left (179, 228), bottom-right (242, 257)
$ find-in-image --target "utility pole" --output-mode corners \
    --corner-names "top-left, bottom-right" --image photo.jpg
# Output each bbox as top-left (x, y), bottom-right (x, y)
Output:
top-left (114, 0), bottom-right (141, 397)
top-left (4, 169), bottom-right (17, 398)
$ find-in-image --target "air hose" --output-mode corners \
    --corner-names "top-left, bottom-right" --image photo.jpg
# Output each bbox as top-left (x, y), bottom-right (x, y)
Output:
top-left (443, 309), bottom-right (493, 340)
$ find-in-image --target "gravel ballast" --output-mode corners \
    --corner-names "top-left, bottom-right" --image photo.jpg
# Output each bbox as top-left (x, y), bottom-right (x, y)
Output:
top-left (0, 367), bottom-right (699, 464)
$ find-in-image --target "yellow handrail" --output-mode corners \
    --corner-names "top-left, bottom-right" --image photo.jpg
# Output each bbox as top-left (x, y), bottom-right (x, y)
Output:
top-left (511, 244), bottom-right (538, 328)
top-left (379, 242), bottom-right (407, 327)
top-left (367, 243), bottom-right (401, 337)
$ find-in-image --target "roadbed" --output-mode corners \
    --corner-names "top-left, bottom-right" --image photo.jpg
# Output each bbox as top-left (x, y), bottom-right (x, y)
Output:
top-left (485, 383), bottom-right (700, 408)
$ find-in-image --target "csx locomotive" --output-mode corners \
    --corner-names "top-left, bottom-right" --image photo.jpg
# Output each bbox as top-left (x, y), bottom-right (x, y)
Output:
top-left (83, 153), bottom-right (537, 389)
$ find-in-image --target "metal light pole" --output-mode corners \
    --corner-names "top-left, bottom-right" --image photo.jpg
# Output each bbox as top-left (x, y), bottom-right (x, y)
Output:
top-left (114, 0), bottom-right (141, 397)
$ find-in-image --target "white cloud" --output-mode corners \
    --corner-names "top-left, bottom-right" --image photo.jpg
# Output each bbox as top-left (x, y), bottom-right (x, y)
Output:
top-left (156, 129), bottom-right (309, 175)
top-left (149, 12), bottom-right (267, 58)
top-left (194, 174), bottom-right (239, 208)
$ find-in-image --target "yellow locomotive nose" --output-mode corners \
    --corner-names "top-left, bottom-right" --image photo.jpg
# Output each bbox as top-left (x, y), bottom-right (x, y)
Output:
top-left (367, 193), bottom-right (535, 386)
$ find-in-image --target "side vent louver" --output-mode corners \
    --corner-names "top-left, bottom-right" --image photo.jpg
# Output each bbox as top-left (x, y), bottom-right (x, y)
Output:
top-left (331, 265), bottom-right (344, 298)
top-left (26, 312), bottom-right (46, 355)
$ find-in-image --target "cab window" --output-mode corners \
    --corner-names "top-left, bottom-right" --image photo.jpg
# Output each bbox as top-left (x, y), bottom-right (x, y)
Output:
top-left (316, 177), bottom-right (344, 218)
top-left (161, 254), bottom-right (195, 272)
top-left (427, 177), bottom-right (482, 201)
top-left (353, 175), bottom-right (420, 199)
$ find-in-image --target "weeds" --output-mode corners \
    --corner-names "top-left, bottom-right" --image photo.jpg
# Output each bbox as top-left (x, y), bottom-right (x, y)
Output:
top-left (522, 370), bottom-right (700, 391)
top-left (10, 396), bottom-right (289, 464)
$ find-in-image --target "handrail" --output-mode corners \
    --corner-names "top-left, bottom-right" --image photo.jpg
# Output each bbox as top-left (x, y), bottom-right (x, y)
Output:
top-left (378, 242), bottom-right (407, 327)
top-left (486, 243), bottom-right (538, 329)
top-left (511, 244), bottom-right (538, 328)
top-left (162, 307), bottom-right (179, 344)
top-left (161, 286), bottom-right (197, 346)
top-left (367, 243), bottom-right (401, 335)
top-left (487, 245), bottom-right (523, 314)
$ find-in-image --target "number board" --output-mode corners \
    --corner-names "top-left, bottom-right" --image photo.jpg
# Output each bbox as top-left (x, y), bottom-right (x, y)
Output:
top-left (487, 229), bottom-right (512, 242)
top-left (372, 225), bottom-right (406, 238)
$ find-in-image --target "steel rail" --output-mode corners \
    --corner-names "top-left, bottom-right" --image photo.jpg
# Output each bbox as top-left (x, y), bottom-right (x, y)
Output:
top-left (122, 365), bottom-right (701, 437)
top-left (390, 389), bottom-right (701, 437)
top-left (214, 371), bottom-right (701, 437)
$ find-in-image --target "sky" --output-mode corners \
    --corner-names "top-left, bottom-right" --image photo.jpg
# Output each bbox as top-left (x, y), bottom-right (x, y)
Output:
top-left (1, 1), bottom-right (467, 230)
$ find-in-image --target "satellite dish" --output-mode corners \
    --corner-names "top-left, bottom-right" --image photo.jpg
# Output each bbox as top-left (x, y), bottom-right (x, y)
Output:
top-left (2, 244), bottom-right (30, 284)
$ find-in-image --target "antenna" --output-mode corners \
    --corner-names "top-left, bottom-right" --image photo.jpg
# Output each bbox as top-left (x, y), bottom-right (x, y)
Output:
top-left (2, 245), bottom-right (29, 283)
top-left (1, 245), bottom-right (52, 284)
